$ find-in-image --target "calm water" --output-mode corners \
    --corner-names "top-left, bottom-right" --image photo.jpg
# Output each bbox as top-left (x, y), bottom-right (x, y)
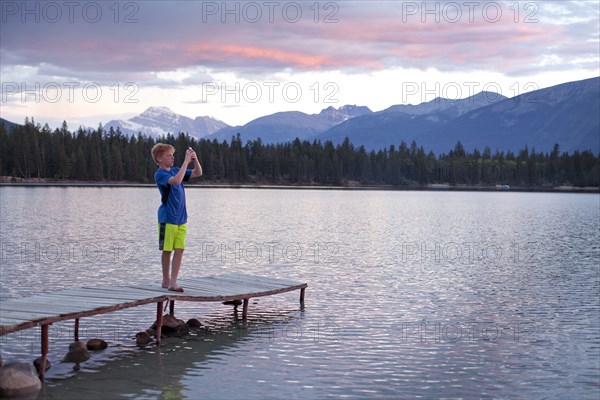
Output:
top-left (0, 187), bottom-right (599, 399)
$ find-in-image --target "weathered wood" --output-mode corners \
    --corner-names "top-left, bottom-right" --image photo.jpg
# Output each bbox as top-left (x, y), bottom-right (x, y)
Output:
top-left (215, 273), bottom-right (300, 287)
top-left (156, 301), bottom-right (163, 346)
top-left (39, 324), bottom-right (49, 380)
top-left (0, 273), bottom-right (307, 336)
top-left (0, 296), bottom-right (169, 335)
top-left (180, 278), bottom-right (267, 294)
top-left (164, 283), bottom-right (307, 302)
top-left (0, 309), bottom-right (59, 320)
top-left (1, 272), bottom-right (307, 386)
top-left (242, 298), bottom-right (249, 320)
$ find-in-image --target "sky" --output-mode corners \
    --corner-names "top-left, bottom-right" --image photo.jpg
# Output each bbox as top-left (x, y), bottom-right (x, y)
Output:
top-left (1, 0), bottom-right (599, 129)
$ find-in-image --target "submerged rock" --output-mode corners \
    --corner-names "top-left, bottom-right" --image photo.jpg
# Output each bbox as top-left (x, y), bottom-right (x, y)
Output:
top-left (86, 338), bottom-right (108, 351)
top-left (62, 341), bottom-right (90, 363)
top-left (186, 318), bottom-right (203, 329)
top-left (0, 362), bottom-right (42, 398)
top-left (69, 341), bottom-right (86, 352)
top-left (135, 331), bottom-right (153, 347)
top-left (33, 357), bottom-right (51, 374)
top-left (151, 315), bottom-right (189, 337)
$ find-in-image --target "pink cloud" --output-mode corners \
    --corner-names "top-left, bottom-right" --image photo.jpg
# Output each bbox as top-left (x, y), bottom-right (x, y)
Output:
top-left (0, 1), bottom-right (595, 78)
top-left (185, 43), bottom-right (335, 68)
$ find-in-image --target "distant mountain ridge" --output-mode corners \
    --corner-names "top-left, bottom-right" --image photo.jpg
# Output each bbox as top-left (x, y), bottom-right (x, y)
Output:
top-left (208, 105), bottom-right (373, 143)
top-left (105, 106), bottom-right (229, 139)
top-left (416, 77), bottom-right (600, 154)
top-left (104, 104), bottom-right (373, 142)
top-left (0, 117), bottom-right (18, 132)
top-left (383, 91), bottom-right (505, 117)
top-left (208, 77), bottom-right (599, 154)
top-left (316, 91), bottom-right (509, 150)
top-left (319, 105), bottom-right (373, 124)
top-left (4, 77), bottom-right (599, 154)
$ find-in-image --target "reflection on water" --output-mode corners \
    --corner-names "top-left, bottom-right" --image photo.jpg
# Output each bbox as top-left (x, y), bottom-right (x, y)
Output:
top-left (42, 306), bottom-right (307, 400)
top-left (0, 187), bottom-right (599, 399)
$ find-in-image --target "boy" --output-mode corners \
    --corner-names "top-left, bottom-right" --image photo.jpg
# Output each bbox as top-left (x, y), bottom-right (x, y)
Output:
top-left (151, 143), bottom-right (202, 292)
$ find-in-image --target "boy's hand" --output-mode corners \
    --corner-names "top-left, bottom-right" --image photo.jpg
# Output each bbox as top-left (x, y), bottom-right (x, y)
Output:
top-left (188, 147), bottom-right (203, 178)
top-left (184, 148), bottom-right (195, 164)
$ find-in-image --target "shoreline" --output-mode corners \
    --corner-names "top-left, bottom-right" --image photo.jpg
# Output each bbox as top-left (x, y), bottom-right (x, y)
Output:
top-left (1, 180), bottom-right (598, 193)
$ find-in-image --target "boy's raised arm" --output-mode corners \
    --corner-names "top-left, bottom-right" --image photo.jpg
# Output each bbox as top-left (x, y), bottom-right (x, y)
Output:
top-left (191, 153), bottom-right (203, 178)
top-left (167, 149), bottom-right (194, 185)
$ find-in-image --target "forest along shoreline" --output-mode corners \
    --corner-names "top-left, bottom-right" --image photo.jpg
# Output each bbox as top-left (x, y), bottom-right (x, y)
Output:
top-left (1, 177), bottom-right (598, 192)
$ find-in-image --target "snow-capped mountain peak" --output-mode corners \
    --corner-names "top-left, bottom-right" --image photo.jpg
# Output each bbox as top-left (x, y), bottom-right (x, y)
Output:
top-left (105, 107), bottom-right (230, 139)
top-left (318, 104), bottom-right (373, 124)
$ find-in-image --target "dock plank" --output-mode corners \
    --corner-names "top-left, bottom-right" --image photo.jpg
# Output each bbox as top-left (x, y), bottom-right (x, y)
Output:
top-left (205, 273), bottom-right (287, 287)
top-left (0, 309), bottom-right (57, 321)
top-left (189, 276), bottom-right (287, 292)
top-left (180, 280), bottom-right (260, 292)
top-left (0, 273), bottom-right (307, 336)
top-left (216, 272), bottom-right (304, 287)
top-left (46, 289), bottom-right (163, 302)
top-left (5, 296), bottom-right (133, 309)
top-left (178, 279), bottom-right (261, 294)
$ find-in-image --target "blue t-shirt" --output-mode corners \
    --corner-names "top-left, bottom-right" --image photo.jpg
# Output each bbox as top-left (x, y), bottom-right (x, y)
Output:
top-left (155, 167), bottom-right (192, 225)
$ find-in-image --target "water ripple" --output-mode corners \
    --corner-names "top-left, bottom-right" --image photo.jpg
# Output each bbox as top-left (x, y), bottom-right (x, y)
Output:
top-left (0, 188), bottom-right (598, 399)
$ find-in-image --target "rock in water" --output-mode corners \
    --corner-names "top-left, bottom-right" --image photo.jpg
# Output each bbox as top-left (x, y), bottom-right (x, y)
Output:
top-left (0, 362), bottom-right (42, 398)
top-left (86, 338), bottom-right (108, 351)
top-left (186, 318), bottom-right (203, 328)
top-left (135, 331), bottom-right (153, 347)
top-left (33, 358), bottom-right (51, 374)
top-left (62, 341), bottom-right (90, 363)
top-left (151, 315), bottom-right (189, 337)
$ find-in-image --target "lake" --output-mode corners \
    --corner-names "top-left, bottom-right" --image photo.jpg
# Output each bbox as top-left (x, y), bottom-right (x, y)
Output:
top-left (0, 187), bottom-right (599, 399)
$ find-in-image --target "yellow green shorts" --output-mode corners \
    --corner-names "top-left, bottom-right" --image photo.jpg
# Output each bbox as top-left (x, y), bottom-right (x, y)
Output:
top-left (158, 223), bottom-right (187, 251)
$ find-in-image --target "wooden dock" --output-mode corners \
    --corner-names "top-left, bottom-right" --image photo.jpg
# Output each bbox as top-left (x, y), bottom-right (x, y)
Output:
top-left (0, 273), bottom-right (307, 379)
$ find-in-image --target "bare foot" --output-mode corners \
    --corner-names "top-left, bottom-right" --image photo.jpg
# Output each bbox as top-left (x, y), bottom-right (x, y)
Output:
top-left (168, 286), bottom-right (184, 293)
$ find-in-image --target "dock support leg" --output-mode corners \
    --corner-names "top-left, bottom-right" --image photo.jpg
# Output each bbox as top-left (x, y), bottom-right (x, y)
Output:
top-left (74, 318), bottom-right (79, 342)
top-left (242, 298), bottom-right (249, 320)
top-left (156, 301), bottom-right (163, 346)
top-left (39, 324), bottom-right (49, 381)
top-left (300, 288), bottom-right (305, 304)
top-left (169, 300), bottom-right (175, 316)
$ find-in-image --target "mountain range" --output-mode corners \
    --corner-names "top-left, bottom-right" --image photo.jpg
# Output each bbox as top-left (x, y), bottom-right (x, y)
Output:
top-left (3, 77), bottom-right (598, 154)
top-left (317, 91), bottom-right (509, 151)
top-left (107, 77), bottom-right (599, 154)
top-left (208, 105), bottom-right (373, 143)
top-left (104, 106), bottom-right (228, 138)
top-left (415, 77), bottom-right (599, 154)
top-left (0, 118), bottom-right (18, 132)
